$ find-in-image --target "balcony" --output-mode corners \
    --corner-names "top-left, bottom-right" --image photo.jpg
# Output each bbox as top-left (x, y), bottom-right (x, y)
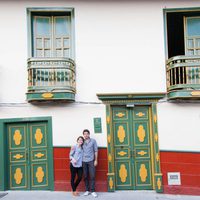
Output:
top-left (27, 58), bottom-right (76, 102)
top-left (166, 55), bottom-right (200, 100)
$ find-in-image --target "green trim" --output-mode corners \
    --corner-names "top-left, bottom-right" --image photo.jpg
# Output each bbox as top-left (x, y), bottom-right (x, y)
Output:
top-left (168, 90), bottom-right (200, 100)
top-left (0, 116), bottom-right (54, 191)
top-left (97, 93), bottom-right (166, 103)
top-left (164, 7), bottom-right (200, 13)
top-left (26, 92), bottom-right (75, 102)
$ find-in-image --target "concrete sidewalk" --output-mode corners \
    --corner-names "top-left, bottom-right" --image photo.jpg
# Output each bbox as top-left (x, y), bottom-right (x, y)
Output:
top-left (1, 191), bottom-right (200, 200)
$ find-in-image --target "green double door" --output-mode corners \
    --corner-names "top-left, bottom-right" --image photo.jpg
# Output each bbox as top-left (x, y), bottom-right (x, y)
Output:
top-left (112, 106), bottom-right (154, 190)
top-left (7, 122), bottom-right (51, 190)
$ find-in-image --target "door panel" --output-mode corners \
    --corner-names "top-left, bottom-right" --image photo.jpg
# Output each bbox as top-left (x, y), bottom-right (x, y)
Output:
top-left (8, 124), bottom-right (29, 189)
top-left (7, 122), bottom-right (50, 190)
top-left (112, 106), bottom-right (153, 190)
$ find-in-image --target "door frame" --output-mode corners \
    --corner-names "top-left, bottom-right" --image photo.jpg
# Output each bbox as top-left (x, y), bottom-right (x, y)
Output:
top-left (97, 93), bottom-right (165, 193)
top-left (0, 116), bottom-right (54, 191)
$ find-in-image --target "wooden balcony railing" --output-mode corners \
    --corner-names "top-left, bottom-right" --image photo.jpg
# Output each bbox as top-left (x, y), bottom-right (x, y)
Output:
top-left (166, 55), bottom-right (200, 99)
top-left (27, 57), bottom-right (76, 102)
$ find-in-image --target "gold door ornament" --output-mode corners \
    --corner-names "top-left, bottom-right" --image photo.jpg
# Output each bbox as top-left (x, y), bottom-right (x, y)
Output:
top-left (119, 164), bottom-right (127, 183)
top-left (13, 154), bottom-right (23, 159)
top-left (36, 167), bottom-right (44, 183)
top-left (109, 177), bottom-right (114, 189)
top-left (136, 112), bottom-right (145, 117)
top-left (116, 112), bottom-right (125, 118)
top-left (107, 135), bottom-right (111, 144)
top-left (118, 151), bottom-right (127, 156)
top-left (139, 164), bottom-right (147, 182)
top-left (106, 116), bottom-right (110, 124)
top-left (13, 130), bottom-right (22, 145)
top-left (35, 153), bottom-right (45, 158)
top-left (35, 128), bottom-right (43, 144)
top-left (14, 168), bottom-right (23, 184)
top-left (137, 151), bottom-right (147, 156)
top-left (137, 125), bottom-right (146, 142)
top-left (117, 126), bottom-right (126, 143)
top-left (157, 178), bottom-right (161, 190)
top-left (108, 154), bottom-right (112, 162)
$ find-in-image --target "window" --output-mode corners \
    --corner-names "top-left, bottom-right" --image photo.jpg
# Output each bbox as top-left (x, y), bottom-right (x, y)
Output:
top-left (164, 8), bottom-right (200, 100)
top-left (27, 8), bottom-right (76, 102)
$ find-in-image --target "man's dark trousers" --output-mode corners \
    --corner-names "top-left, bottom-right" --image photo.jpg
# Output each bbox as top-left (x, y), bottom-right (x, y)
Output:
top-left (82, 161), bottom-right (95, 192)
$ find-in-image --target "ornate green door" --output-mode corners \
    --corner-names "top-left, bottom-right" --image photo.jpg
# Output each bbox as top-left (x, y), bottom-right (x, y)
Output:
top-left (7, 122), bottom-right (50, 190)
top-left (113, 106), bottom-right (153, 190)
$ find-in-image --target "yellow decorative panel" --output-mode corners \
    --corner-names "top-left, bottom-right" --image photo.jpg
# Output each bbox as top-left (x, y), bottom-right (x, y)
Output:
top-left (137, 151), bottom-right (147, 156)
top-left (116, 112), bottom-right (125, 118)
top-left (35, 153), bottom-right (45, 158)
top-left (119, 164), bottom-right (127, 183)
top-left (42, 93), bottom-right (53, 99)
top-left (13, 130), bottom-right (22, 145)
top-left (191, 91), bottom-right (200, 96)
top-left (14, 168), bottom-right (23, 184)
top-left (36, 167), bottom-right (44, 183)
top-left (157, 178), bottom-right (161, 190)
top-left (117, 126), bottom-right (126, 143)
top-left (154, 115), bottom-right (157, 123)
top-left (109, 177), bottom-right (114, 189)
top-left (154, 134), bottom-right (158, 142)
top-left (35, 128), bottom-right (43, 144)
top-left (137, 125), bottom-right (146, 142)
top-left (156, 153), bottom-right (160, 162)
top-left (106, 116), bottom-right (110, 124)
top-left (136, 112), bottom-right (145, 117)
top-left (13, 154), bottom-right (23, 159)
top-left (139, 164), bottom-right (147, 182)
top-left (107, 135), bottom-right (111, 144)
top-left (118, 151), bottom-right (127, 156)
top-left (108, 154), bottom-right (112, 162)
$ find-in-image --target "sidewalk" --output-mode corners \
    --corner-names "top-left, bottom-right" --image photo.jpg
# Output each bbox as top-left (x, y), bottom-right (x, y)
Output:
top-left (1, 191), bottom-right (200, 200)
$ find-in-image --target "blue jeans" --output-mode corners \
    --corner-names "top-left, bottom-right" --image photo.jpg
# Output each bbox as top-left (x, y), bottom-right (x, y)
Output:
top-left (82, 161), bottom-right (96, 192)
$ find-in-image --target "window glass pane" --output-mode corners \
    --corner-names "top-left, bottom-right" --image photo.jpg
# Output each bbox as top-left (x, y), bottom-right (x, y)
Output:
top-left (187, 39), bottom-right (194, 48)
top-left (55, 16), bottom-right (70, 35)
top-left (196, 38), bottom-right (200, 48)
top-left (188, 50), bottom-right (194, 55)
top-left (35, 17), bottom-right (51, 36)
top-left (36, 50), bottom-right (43, 57)
top-left (44, 39), bottom-right (50, 48)
top-left (187, 17), bottom-right (200, 36)
top-left (55, 38), bottom-right (62, 48)
top-left (64, 49), bottom-right (69, 57)
top-left (36, 38), bottom-right (43, 48)
top-left (64, 38), bottom-right (70, 47)
top-left (44, 50), bottom-right (51, 57)
top-left (56, 50), bottom-right (62, 57)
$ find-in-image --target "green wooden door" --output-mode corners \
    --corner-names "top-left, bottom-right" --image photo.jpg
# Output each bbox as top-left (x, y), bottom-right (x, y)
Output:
top-left (112, 106), bottom-right (153, 190)
top-left (7, 122), bottom-right (50, 190)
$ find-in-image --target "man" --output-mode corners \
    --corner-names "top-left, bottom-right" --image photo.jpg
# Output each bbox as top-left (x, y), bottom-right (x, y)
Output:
top-left (82, 129), bottom-right (98, 198)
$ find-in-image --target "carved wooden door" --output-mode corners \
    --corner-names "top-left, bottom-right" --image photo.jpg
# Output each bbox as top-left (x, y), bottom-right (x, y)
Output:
top-left (7, 122), bottom-right (49, 190)
top-left (112, 106), bottom-right (153, 190)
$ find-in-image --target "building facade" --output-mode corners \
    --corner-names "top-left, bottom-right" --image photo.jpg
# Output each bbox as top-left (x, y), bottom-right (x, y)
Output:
top-left (0, 0), bottom-right (200, 195)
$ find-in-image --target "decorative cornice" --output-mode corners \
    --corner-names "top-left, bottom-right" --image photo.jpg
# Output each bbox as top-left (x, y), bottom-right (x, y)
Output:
top-left (97, 93), bottom-right (166, 104)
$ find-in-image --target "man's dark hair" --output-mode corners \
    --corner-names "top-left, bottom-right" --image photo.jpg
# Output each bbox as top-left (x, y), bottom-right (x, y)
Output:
top-left (82, 129), bottom-right (90, 134)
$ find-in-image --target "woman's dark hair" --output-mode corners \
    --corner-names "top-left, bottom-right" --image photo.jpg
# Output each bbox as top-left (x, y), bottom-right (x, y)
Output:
top-left (82, 129), bottom-right (90, 135)
top-left (77, 136), bottom-right (84, 147)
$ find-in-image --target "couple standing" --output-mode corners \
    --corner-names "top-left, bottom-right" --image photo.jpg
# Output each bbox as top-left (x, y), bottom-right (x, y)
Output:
top-left (69, 129), bottom-right (98, 198)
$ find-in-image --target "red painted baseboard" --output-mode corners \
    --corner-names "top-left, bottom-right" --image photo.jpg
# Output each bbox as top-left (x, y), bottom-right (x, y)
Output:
top-left (160, 151), bottom-right (200, 195)
top-left (53, 147), bottom-right (108, 192)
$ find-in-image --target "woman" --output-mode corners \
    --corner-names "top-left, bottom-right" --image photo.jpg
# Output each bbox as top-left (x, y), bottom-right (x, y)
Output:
top-left (69, 136), bottom-right (84, 196)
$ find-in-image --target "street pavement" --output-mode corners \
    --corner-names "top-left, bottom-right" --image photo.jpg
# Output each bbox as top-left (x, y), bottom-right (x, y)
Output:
top-left (1, 191), bottom-right (200, 200)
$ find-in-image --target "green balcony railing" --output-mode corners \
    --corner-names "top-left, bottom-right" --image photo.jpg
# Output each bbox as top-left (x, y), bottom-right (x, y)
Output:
top-left (27, 57), bottom-right (76, 102)
top-left (166, 55), bottom-right (200, 99)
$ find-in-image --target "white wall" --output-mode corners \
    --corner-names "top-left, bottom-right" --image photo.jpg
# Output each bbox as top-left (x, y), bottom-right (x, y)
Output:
top-left (1, 0), bottom-right (200, 149)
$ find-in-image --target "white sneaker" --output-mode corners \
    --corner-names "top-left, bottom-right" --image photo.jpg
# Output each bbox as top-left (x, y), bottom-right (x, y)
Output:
top-left (91, 192), bottom-right (98, 198)
top-left (83, 191), bottom-right (90, 196)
